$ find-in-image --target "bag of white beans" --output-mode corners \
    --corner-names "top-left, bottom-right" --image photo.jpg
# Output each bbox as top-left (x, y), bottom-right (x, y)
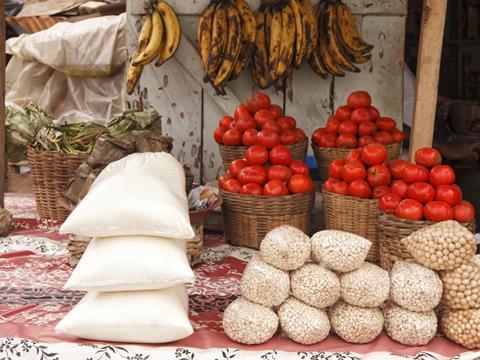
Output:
top-left (441, 308), bottom-right (480, 349)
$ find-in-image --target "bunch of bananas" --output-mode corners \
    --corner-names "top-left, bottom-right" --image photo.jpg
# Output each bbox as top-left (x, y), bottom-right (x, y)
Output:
top-left (310, 0), bottom-right (373, 77)
top-left (197, 0), bottom-right (256, 95)
top-left (127, 0), bottom-right (181, 95)
top-left (252, 0), bottom-right (317, 90)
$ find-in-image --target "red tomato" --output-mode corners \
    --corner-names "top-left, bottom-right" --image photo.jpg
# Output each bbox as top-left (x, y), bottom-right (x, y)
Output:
top-left (338, 120), bottom-right (358, 135)
top-left (415, 147), bottom-right (442, 168)
top-left (329, 159), bottom-right (345, 180)
top-left (326, 116), bottom-right (341, 134)
top-left (270, 145), bottom-right (292, 166)
top-left (358, 136), bottom-right (375, 147)
top-left (348, 179), bottom-right (372, 198)
top-left (351, 108), bottom-right (373, 124)
top-left (240, 183), bottom-right (263, 195)
top-left (453, 200), bottom-right (476, 222)
top-left (280, 129), bottom-right (297, 145)
top-left (395, 199), bottom-right (424, 220)
top-left (228, 159), bottom-right (247, 178)
top-left (358, 121), bottom-right (377, 136)
top-left (373, 185), bottom-right (391, 199)
top-left (369, 106), bottom-right (381, 119)
top-left (424, 201), bottom-right (454, 222)
top-left (214, 127), bottom-right (226, 144)
top-left (263, 179), bottom-right (289, 196)
top-left (389, 159), bottom-right (409, 179)
top-left (379, 193), bottom-right (402, 214)
top-left (407, 182), bottom-right (436, 204)
top-left (290, 161), bottom-right (310, 176)
top-left (331, 181), bottom-right (349, 195)
top-left (217, 173), bottom-right (233, 188)
top-left (342, 160), bottom-right (367, 183)
top-left (223, 179), bottom-right (242, 193)
top-left (361, 143), bottom-right (388, 166)
top-left (429, 165), bottom-right (456, 187)
top-left (254, 109), bottom-right (275, 129)
top-left (288, 174), bottom-right (314, 193)
top-left (293, 128), bottom-right (307, 142)
top-left (255, 92), bottom-right (271, 110)
top-left (268, 165), bottom-right (292, 182)
top-left (234, 104), bottom-right (251, 121)
top-left (246, 95), bottom-right (258, 113)
top-left (374, 131), bottom-right (394, 145)
top-left (228, 120), bottom-right (238, 129)
top-left (312, 128), bottom-right (327, 146)
top-left (336, 133), bottom-right (358, 148)
top-left (318, 133), bottom-right (337, 148)
top-left (242, 128), bottom-right (258, 146)
top-left (257, 129), bottom-right (281, 149)
top-left (393, 129), bottom-right (406, 143)
top-left (269, 105), bottom-right (283, 120)
top-left (376, 117), bottom-right (397, 133)
top-left (245, 145), bottom-right (269, 165)
top-left (391, 179), bottom-right (409, 198)
top-left (222, 128), bottom-right (242, 146)
top-left (237, 116), bottom-right (256, 133)
top-left (435, 184), bottom-right (462, 206)
top-left (403, 164), bottom-right (429, 183)
top-left (238, 165), bottom-right (268, 185)
top-left (323, 178), bottom-right (338, 192)
top-left (219, 115), bottom-right (234, 128)
top-left (347, 91), bottom-right (372, 109)
top-left (262, 119), bottom-right (282, 133)
top-left (346, 149), bottom-right (362, 162)
top-left (336, 106), bottom-right (352, 122)
top-left (277, 117), bottom-right (294, 131)
top-left (367, 165), bottom-right (392, 187)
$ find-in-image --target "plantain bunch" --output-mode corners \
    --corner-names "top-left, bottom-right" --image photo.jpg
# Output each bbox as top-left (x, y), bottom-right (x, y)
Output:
top-left (252, 0), bottom-right (317, 90)
top-left (127, 0), bottom-right (181, 94)
top-left (310, 0), bottom-right (373, 77)
top-left (197, 0), bottom-right (256, 95)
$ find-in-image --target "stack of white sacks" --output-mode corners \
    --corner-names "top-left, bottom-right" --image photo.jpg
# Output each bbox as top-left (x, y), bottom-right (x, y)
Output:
top-left (55, 153), bottom-right (196, 343)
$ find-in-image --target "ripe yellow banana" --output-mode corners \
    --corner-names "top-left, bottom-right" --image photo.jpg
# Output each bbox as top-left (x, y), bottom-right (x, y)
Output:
top-left (213, 4), bottom-right (242, 87)
top-left (197, 3), bottom-right (215, 81)
top-left (252, 10), bottom-right (270, 89)
top-left (335, 2), bottom-right (373, 54)
top-left (288, 0), bottom-right (307, 68)
top-left (126, 14), bottom-right (152, 94)
top-left (323, 2), bottom-right (359, 73)
top-left (206, 3), bottom-right (228, 83)
top-left (276, 5), bottom-right (296, 78)
top-left (132, 9), bottom-right (164, 66)
top-left (230, 0), bottom-right (256, 80)
top-left (309, 45), bottom-right (328, 78)
top-left (317, 3), bottom-right (344, 76)
top-left (268, 8), bottom-right (283, 81)
top-left (299, 0), bottom-right (317, 60)
top-left (155, 1), bottom-right (181, 66)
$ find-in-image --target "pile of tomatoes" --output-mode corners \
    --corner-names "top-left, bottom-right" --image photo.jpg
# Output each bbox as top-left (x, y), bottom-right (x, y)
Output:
top-left (218, 145), bottom-right (314, 196)
top-left (311, 91), bottom-right (405, 149)
top-left (323, 144), bottom-right (475, 223)
top-left (214, 93), bottom-right (307, 148)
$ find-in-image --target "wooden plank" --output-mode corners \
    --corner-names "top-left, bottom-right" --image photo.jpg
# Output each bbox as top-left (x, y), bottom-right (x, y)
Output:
top-left (409, 0), bottom-right (448, 161)
top-left (334, 15), bottom-right (406, 129)
top-left (0, 3), bottom-right (6, 207)
top-left (131, 0), bottom-right (407, 16)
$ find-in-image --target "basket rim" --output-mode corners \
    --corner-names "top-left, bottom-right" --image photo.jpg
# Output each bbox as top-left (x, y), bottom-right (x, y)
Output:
top-left (311, 142), bottom-right (401, 152)
top-left (219, 139), bottom-right (308, 150)
top-left (219, 188), bottom-right (315, 201)
top-left (26, 146), bottom-right (90, 159)
top-left (322, 188), bottom-right (379, 205)
top-left (378, 211), bottom-right (475, 228)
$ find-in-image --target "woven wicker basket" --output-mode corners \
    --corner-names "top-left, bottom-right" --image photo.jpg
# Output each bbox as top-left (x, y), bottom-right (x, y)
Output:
top-left (220, 189), bottom-right (315, 249)
top-left (377, 213), bottom-right (476, 271)
top-left (322, 189), bottom-right (380, 262)
top-left (313, 142), bottom-right (402, 181)
top-left (219, 139), bottom-right (308, 168)
top-left (27, 147), bottom-right (88, 222)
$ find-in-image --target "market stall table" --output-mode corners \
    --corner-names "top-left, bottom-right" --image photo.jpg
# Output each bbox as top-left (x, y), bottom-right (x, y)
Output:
top-left (0, 193), bottom-right (479, 360)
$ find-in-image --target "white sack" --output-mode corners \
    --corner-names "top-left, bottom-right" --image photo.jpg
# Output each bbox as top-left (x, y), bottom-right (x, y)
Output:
top-left (55, 285), bottom-right (193, 343)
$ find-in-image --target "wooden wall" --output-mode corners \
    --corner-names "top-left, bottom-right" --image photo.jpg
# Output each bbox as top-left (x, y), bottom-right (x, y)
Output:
top-left (126, 0), bottom-right (407, 183)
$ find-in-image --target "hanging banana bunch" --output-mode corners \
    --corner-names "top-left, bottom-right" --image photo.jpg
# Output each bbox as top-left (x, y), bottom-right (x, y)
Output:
top-left (309, 0), bottom-right (373, 78)
top-left (197, 0), bottom-right (256, 95)
top-left (251, 0), bottom-right (317, 91)
top-left (126, 0), bottom-right (181, 95)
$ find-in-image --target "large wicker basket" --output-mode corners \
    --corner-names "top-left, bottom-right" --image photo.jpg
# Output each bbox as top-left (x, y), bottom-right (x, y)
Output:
top-left (377, 213), bottom-right (476, 271)
top-left (219, 139), bottom-right (308, 169)
top-left (322, 189), bottom-right (380, 262)
top-left (27, 148), bottom-right (88, 222)
top-left (220, 189), bottom-right (315, 249)
top-left (313, 142), bottom-right (402, 181)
